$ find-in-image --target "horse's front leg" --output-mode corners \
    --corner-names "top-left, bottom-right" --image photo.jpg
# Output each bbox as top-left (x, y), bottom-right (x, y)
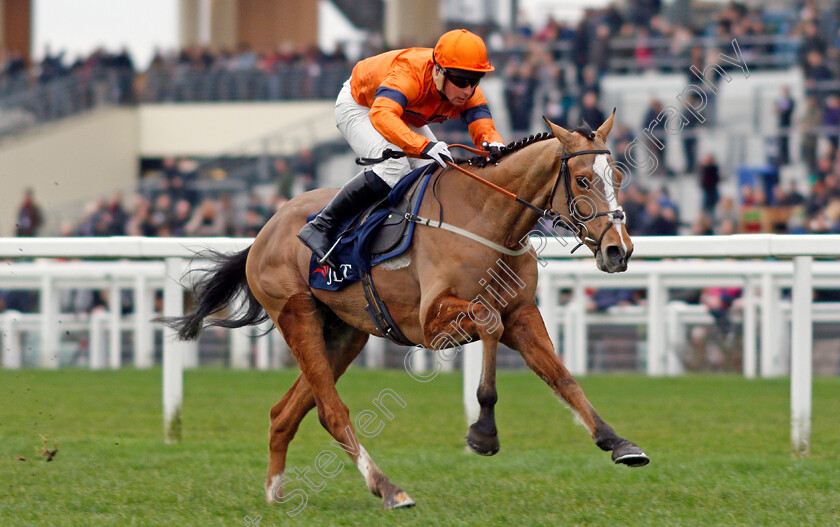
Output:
top-left (466, 335), bottom-right (500, 455)
top-left (422, 293), bottom-right (501, 455)
top-left (502, 303), bottom-right (649, 466)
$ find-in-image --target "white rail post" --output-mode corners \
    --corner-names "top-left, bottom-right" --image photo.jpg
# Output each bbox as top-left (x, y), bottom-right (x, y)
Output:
top-left (89, 310), bottom-right (108, 369)
top-left (182, 339), bottom-right (200, 369)
top-left (229, 294), bottom-right (252, 369)
top-left (440, 348), bottom-right (455, 372)
top-left (163, 257), bottom-right (186, 443)
top-left (108, 278), bottom-right (122, 369)
top-left (462, 340), bottom-right (482, 425)
top-left (537, 274), bottom-right (560, 356)
top-left (40, 275), bottom-right (59, 369)
top-left (179, 260), bottom-right (199, 370)
top-left (255, 319), bottom-right (272, 370)
top-left (1, 311), bottom-right (22, 369)
top-left (180, 268), bottom-right (199, 370)
top-left (665, 302), bottom-right (686, 376)
top-left (269, 330), bottom-right (280, 369)
top-left (646, 273), bottom-right (666, 375)
top-left (760, 273), bottom-right (783, 377)
top-left (230, 328), bottom-right (251, 368)
top-left (571, 279), bottom-right (587, 375)
top-left (364, 336), bottom-right (385, 368)
top-left (742, 276), bottom-right (757, 379)
top-left (562, 297), bottom-right (574, 366)
top-left (791, 256), bottom-right (813, 457)
top-left (133, 275), bottom-right (154, 368)
top-left (410, 343), bottom-right (427, 373)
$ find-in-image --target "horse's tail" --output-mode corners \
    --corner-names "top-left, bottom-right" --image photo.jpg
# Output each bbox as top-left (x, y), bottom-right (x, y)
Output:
top-left (157, 246), bottom-right (270, 340)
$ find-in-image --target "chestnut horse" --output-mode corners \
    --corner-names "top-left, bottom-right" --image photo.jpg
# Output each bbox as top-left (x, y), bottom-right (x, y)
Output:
top-left (163, 113), bottom-right (649, 510)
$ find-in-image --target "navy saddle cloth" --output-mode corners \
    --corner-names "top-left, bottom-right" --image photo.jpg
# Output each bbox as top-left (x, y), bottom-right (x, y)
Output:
top-left (307, 165), bottom-right (434, 291)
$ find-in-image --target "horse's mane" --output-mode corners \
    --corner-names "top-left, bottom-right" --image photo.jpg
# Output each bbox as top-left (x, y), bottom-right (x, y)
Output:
top-left (464, 124), bottom-right (596, 167)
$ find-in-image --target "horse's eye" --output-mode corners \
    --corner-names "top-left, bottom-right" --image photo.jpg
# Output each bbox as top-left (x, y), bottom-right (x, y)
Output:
top-left (576, 177), bottom-right (589, 189)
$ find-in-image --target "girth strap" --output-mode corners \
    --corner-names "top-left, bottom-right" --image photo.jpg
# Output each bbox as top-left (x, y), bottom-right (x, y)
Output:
top-left (402, 211), bottom-right (534, 256)
top-left (361, 271), bottom-right (414, 346)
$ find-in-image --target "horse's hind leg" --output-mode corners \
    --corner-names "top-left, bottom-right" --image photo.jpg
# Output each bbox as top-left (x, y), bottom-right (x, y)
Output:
top-left (265, 326), bottom-right (368, 503)
top-left (502, 303), bottom-right (649, 467)
top-left (272, 292), bottom-right (415, 509)
top-left (265, 374), bottom-right (315, 503)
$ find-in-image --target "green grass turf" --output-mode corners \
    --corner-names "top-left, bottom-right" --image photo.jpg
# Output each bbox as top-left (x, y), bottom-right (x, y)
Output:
top-left (1, 368), bottom-right (839, 526)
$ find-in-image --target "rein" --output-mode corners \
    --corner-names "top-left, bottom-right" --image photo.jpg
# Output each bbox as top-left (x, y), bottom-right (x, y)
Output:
top-left (357, 144), bottom-right (546, 216)
top-left (357, 142), bottom-right (626, 256)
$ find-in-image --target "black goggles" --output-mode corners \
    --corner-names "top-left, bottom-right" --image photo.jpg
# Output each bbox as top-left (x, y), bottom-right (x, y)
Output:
top-left (442, 69), bottom-right (482, 88)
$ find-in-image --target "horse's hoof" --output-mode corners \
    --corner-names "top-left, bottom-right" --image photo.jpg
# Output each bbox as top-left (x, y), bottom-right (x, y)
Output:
top-left (612, 441), bottom-right (650, 467)
top-left (466, 427), bottom-right (500, 456)
top-left (383, 491), bottom-right (416, 509)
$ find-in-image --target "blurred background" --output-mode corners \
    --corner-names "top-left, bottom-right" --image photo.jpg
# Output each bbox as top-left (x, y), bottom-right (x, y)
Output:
top-left (2, 0), bottom-right (840, 372)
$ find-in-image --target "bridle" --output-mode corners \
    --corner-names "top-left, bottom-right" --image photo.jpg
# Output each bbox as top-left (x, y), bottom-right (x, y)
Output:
top-left (452, 144), bottom-right (626, 255)
top-left (547, 147), bottom-right (626, 254)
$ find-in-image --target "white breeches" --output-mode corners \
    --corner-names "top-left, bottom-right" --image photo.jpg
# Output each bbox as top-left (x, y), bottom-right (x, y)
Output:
top-left (335, 79), bottom-right (437, 187)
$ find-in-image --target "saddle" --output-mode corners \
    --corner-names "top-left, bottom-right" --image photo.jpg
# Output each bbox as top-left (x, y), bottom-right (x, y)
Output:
top-left (367, 170), bottom-right (429, 262)
top-left (357, 175), bottom-right (426, 347)
top-left (307, 164), bottom-right (435, 291)
top-left (306, 165), bottom-right (437, 346)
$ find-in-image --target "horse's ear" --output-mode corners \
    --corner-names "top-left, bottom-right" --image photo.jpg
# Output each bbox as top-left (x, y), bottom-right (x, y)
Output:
top-left (595, 108), bottom-right (616, 142)
top-left (542, 116), bottom-right (573, 148)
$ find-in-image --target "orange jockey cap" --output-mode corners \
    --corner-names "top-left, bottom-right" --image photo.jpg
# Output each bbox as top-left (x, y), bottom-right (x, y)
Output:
top-left (433, 29), bottom-right (494, 75)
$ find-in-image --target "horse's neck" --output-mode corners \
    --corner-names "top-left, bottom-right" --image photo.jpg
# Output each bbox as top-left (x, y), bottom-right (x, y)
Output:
top-left (467, 141), bottom-right (561, 247)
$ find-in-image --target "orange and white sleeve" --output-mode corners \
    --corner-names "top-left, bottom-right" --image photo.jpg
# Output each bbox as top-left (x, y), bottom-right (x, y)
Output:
top-left (368, 72), bottom-right (429, 156)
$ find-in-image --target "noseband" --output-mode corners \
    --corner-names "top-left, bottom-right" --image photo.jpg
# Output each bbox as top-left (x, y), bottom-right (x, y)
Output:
top-left (546, 148), bottom-right (626, 254)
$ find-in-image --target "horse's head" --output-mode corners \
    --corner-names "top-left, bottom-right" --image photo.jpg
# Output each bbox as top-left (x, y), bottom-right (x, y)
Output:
top-left (543, 112), bottom-right (633, 273)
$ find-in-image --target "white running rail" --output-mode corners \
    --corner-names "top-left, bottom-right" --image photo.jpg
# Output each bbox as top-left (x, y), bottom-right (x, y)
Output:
top-left (0, 234), bottom-right (834, 454)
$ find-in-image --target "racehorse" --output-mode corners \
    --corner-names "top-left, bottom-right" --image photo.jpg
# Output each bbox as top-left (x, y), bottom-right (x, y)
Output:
top-left (162, 112), bottom-right (649, 510)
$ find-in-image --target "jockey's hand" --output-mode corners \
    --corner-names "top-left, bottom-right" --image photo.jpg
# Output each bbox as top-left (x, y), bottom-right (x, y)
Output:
top-left (422, 141), bottom-right (454, 168)
top-left (487, 141), bottom-right (505, 163)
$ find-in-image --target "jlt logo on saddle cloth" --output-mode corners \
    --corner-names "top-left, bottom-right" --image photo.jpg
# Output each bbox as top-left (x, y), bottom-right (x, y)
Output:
top-left (312, 263), bottom-right (353, 286)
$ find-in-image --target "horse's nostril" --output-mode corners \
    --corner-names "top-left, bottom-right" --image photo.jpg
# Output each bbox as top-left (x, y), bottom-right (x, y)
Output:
top-left (605, 245), bottom-right (625, 264)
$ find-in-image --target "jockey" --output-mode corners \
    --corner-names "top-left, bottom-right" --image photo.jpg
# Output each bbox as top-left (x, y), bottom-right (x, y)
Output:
top-left (297, 29), bottom-right (505, 271)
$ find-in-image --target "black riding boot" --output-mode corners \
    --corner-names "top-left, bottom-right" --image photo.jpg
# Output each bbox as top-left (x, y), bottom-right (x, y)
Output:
top-left (297, 169), bottom-right (391, 272)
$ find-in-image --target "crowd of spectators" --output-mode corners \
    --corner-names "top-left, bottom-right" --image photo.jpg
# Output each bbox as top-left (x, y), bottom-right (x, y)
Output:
top-left (6, 1), bottom-right (840, 249)
top-left (493, 0), bottom-right (836, 138)
top-left (7, 2), bottom-right (840, 360)
top-left (0, 45), bottom-right (135, 120)
top-left (140, 42), bottom-right (355, 102)
top-left (0, 2), bottom-right (833, 106)
top-left (0, 40), bottom-right (361, 108)
top-left (51, 151), bottom-right (320, 241)
top-left (1, 1), bottom-right (836, 146)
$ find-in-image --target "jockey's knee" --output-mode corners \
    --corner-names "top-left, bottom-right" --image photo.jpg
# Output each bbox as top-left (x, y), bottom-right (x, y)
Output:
top-left (372, 158), bottom-right (409, 187)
